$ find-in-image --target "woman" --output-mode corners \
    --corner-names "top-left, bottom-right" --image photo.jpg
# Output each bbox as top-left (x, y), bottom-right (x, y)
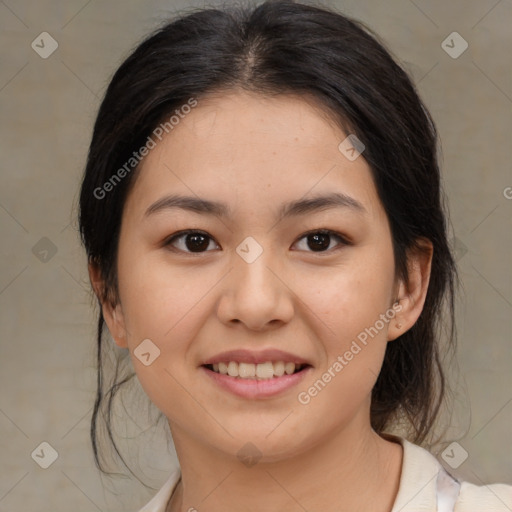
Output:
top-left (78, 1), bottom-right (512, 510)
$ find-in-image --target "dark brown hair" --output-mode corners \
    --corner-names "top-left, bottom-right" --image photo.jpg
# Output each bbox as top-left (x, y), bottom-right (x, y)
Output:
top-left (79, 0), bottom-right (457, 476)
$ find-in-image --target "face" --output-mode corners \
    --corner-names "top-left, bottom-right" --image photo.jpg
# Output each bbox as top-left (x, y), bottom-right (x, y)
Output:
top-left (95, 90), bottom-right (425, 462)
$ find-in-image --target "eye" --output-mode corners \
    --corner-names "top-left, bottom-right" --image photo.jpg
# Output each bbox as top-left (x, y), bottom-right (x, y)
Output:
top-left (164, 230), bottom-right (220, 253)
top-left (164, 228), bottom-right (350, 255)
top-left (293, 229), bottom-right (350, 253)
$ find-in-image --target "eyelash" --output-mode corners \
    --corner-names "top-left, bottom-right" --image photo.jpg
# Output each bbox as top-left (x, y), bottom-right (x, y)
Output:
top-left (163, 228), bottom-right (351, 255)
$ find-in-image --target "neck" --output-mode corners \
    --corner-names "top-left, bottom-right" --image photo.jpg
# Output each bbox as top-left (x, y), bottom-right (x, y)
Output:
top-left (166, 419), bottom-right (403, 512)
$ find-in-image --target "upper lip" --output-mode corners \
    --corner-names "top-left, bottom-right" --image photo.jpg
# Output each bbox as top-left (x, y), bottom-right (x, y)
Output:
top-left (201, 349), bottom-right (312, 366)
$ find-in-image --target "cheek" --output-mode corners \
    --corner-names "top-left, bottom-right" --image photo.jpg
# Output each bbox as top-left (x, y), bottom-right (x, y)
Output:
top-left (117, 247), bottom-right (209, 339)
top-left (297, 250), bottom-right (395, 335)
top-left (293, 249), bottom-right (395, 397)
top-left (295, 268), bottom-right (394, 419)
top-left (116, 259), bottom-right (207, 415)
top-left (114, 252), bottom-right (207, 403)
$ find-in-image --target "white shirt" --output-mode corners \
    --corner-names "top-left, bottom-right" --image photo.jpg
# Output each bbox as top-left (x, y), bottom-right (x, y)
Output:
top-left (138, 435), bottom-right (512, 511)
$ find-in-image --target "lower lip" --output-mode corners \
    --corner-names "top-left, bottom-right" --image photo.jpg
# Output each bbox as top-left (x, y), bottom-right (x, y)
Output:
top-left (200, 365), bottom-right (313, 399)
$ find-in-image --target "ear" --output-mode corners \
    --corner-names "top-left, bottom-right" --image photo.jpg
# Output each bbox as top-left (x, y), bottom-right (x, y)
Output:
top-left (387, 238), bottom-right (433, 342)
top-left (88, 262), bottom-right (128, 348)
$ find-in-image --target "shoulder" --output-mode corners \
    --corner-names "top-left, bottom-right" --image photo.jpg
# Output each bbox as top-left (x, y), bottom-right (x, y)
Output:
top-left (385, 433), bottom-right (512, 512)
top-left (137, 468), bottom-right (181, 512)
top-left (457, 481), bottom-right (512, 511)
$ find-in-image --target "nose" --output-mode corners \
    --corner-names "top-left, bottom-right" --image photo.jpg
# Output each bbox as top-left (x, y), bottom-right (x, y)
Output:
top-left (216, 245), bottom-right (295, 331)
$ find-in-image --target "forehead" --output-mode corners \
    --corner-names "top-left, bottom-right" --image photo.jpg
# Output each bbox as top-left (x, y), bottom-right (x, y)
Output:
top-left (184, 90), bottom-right (345, 143)
top-left (125, 90), bottom-right (382, 221)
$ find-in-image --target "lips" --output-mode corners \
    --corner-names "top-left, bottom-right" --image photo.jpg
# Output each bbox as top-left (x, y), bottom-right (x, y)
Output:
top-left (199, 348), bottom-right (313, 398)
top-left (200, 363), bottom-right (312, 398)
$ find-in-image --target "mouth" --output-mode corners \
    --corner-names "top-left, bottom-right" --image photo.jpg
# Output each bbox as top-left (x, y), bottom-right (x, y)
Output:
top-left (200, 360), bottom-right (313, 399)
top-left (202, 361), bottom-right (311, 380)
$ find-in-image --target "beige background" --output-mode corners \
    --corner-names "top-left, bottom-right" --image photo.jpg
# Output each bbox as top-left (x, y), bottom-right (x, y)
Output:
top-left (0, 0), bottom-right (511, 510)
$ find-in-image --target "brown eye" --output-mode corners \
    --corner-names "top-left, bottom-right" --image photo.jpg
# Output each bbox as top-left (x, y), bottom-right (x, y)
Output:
top-left (307, 233), bottom-right (330, 251)
top-left (293, 229), bottom-right (349, 253)
top-left (165, 230), bottom-right (219, 253)
top-left (165, 228), bottom-right (349, 255)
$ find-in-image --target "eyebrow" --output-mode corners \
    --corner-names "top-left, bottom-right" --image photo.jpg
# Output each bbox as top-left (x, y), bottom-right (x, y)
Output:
top-left (144, 192), bottom-right (366, 221)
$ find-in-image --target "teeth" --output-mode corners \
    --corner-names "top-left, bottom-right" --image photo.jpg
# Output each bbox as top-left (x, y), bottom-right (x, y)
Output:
top-left (273, 361), bottom-right (285, 377)
top-left (239, 362), bottom-right (256, 378)
top-left (284, 362), bottom-right (295, 375)
top-left (208, 361), bottom-right (305, 379)
top-left (227, 361), bottom-right (238, 377)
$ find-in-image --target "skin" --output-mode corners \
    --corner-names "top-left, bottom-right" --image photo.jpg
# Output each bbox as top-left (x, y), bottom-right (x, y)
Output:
top-left (90, 90), bottom-right (433, 512)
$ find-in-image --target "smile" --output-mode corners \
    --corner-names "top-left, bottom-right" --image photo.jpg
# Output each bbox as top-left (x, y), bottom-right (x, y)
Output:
top-left (204, 361), bottom-right (309, 380)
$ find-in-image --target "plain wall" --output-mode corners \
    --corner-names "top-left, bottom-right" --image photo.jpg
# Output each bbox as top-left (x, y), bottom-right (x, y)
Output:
top-left (0, 0), bottom-right (511, 510)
